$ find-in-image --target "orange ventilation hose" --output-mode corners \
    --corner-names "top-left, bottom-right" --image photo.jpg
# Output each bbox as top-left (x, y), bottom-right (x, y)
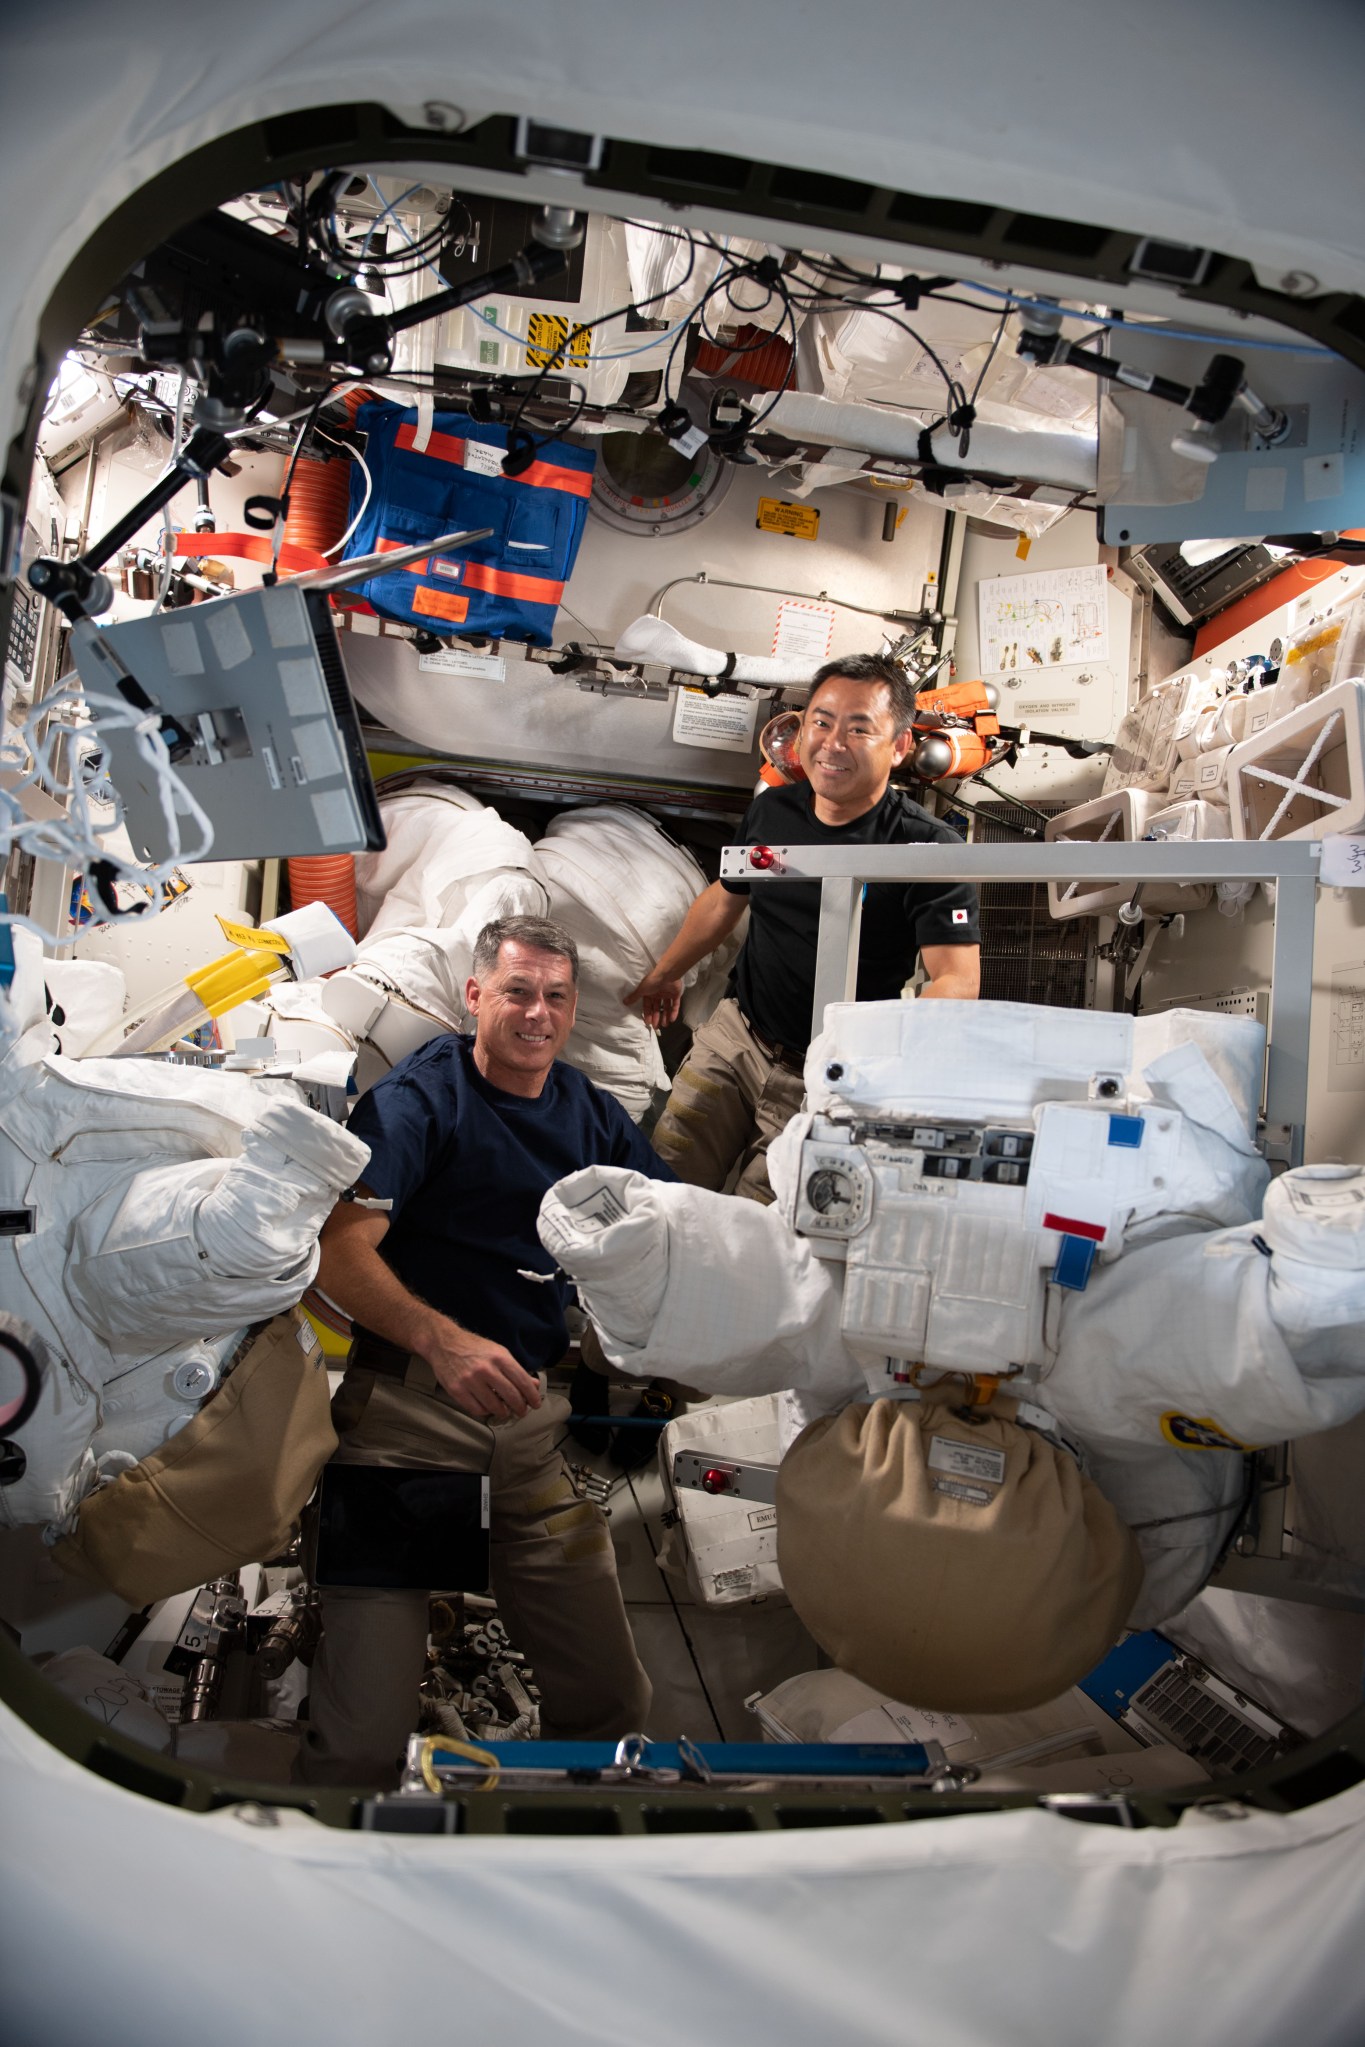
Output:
top-left (284, 448), bottom-right (361, 936)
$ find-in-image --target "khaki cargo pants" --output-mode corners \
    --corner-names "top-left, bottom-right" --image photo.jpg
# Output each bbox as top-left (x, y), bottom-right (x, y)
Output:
top-left (653, 996), bottom-right (806, 1205)
top-left (300, 1357), bottom-right (650, 1781)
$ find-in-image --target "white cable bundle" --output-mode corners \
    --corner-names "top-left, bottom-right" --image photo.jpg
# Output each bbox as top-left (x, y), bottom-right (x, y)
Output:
top-left (534, 805), bottom-right (714, 1119)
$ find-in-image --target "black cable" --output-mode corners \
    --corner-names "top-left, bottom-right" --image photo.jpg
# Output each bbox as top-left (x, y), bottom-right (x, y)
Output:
top-left (502, 228), bottom-right (704, 460)
top-left (625, 1469), bottom-right (725, 1741)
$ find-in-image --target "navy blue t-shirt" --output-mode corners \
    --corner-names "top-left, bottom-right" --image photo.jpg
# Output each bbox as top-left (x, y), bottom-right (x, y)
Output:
top-left (345, 1033), bottom-right (676, 1375)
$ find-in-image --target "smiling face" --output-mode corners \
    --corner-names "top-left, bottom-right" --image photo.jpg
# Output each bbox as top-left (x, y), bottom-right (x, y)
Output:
top-left (465, 939), bottom-right (578, 1097)
top-left (798, 672), bottom-right (912, 823)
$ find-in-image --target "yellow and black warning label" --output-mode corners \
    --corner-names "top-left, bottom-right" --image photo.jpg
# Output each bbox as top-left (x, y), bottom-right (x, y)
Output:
top-left (525, 314), bottom-right (592, 371)
top-left (756, 497), bottom-right (820, 539)
top-left (1160, 1412), bottom-right (1260, 1453)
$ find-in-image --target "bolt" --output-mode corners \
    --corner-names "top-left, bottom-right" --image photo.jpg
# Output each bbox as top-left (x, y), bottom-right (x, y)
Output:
top-left (422, 102), bottom-right (465, 133)
top-left (1277, 272), bottom-right (1319, 298)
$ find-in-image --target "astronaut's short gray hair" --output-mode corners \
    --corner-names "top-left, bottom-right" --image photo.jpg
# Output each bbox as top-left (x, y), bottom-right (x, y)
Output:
top-left (471, 915), bottom-right (580, 984)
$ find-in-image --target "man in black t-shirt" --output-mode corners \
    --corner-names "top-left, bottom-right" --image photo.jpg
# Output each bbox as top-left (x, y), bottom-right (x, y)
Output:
top-left (628, 655), bottom-right (981, 1201)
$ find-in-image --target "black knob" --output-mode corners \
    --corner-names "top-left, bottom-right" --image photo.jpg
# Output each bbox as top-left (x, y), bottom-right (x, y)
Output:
top-left (1098, 1078), bottom-right (1120, 1098)
top-left (825, 1062), bottom-right (844, 1082)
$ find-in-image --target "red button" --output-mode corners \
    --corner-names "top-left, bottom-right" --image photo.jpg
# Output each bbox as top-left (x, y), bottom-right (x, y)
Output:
top-left (701, 1467), bottom-right (732, 1495)
top-left (748, 845), bottom-right (778, 870)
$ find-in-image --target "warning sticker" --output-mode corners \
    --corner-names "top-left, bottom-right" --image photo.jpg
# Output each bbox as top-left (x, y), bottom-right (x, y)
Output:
top-left (748, 1506), bottom-right (778, 1532)
top-left (931, 1476), bottom-right (994, 1507)
top-left (927, 1436), bottom-right (1006, 1486)
top-left (1160, 1412), bottom-right (1260, 1453)
top-left (525, 314), bottom-right (592, 371)
top-left (756, 498), bottom-right (819, 539)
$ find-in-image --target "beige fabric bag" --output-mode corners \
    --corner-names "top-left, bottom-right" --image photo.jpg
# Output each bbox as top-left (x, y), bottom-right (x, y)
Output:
top-left (776, 1394), bottom-right (1144, 1713)
top-left (54, 1309), bottom-right (336, 1605)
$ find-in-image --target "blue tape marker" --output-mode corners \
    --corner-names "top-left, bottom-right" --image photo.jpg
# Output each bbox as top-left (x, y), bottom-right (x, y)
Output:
top-left (1052, 1234), bottom-right (1097, 1291)
top-left (1107, 1114), bottom-right (1144, 1148)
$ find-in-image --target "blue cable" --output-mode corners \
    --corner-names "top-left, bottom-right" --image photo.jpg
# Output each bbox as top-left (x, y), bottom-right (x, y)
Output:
top-left (953, 278), bottom-right (1335, 356)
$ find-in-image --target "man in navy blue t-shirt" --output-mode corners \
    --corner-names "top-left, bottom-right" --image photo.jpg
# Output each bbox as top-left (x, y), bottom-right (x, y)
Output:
top-left (302, 914), bottom-right (675, 1780)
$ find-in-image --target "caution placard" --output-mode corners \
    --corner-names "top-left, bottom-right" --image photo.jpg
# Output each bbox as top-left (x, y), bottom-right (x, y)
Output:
top-left (216, 914), bottom-right (290, 956)
top-left (756, 497), bottom-right (820, 540)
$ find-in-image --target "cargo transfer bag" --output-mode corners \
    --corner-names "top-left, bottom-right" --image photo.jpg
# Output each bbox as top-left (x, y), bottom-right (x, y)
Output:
top-left (344, 400), bottom-right (596, 644)
top-left (53, 1309), bottom-right (337, 1606)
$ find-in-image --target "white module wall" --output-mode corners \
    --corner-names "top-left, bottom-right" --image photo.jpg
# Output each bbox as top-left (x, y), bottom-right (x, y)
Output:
top-left (1137, 564), bottom-right (1365, 1167)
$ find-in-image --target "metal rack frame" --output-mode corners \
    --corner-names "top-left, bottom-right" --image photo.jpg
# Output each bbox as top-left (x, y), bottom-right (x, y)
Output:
top-left (719, 838), bottom-right (1322, 1159)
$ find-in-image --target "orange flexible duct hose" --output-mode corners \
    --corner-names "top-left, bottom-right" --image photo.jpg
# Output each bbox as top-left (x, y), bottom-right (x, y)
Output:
top-left (287, 854), bottom-right (359, 939)
top-left (284, 450), bottom-right (361, 934)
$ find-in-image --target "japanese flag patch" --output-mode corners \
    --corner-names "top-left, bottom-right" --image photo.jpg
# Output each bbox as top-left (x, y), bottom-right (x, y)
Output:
top-left (951, 907), bottom-right (970, 925)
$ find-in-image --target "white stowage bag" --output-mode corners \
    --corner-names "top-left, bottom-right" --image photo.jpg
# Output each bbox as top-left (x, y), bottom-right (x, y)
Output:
top-left (0, 1036), bottom-right (369, 1531)
top-left (533, 806), bottom-right (723, 1120)
top-left (354, 781), bottom-right (548, 941)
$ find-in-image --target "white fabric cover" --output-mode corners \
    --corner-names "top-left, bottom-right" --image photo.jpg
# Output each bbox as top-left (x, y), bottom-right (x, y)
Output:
top-left (40, 959), bottom-right (126, 1058)
top-left (0, 1041), bottom-right (368, 1530)
top-left (354, 782), bottom-right (547, 942)
top-left (614, 615), bottom-right (819, 687)
top-left (4, 1691), bottom-right (1365, 2047)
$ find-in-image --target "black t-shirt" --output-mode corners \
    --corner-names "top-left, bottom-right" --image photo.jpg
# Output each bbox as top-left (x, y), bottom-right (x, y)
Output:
top-left (721, 781), bottom-right (980, 1050)
top-left (345, 1034), bottom-right (676, 1375)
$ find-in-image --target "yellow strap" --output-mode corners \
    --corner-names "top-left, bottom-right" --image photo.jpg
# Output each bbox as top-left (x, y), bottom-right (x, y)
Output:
top-left (421, 1735), bottom-right (500, 1793)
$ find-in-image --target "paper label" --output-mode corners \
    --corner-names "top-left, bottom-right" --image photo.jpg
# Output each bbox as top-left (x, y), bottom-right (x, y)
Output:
top-left (216, 914), bottom-right (290, 955)
top-left (1321, 836), bottom-right (1365, 887)
top-left (463, 439), bottom-right (504, 478)
top-left (747, 1506), bottom-right (778, 1532)
top-left (882, 1703), bottom-right (971, 1745)
top-left (672, 686), bottom-right (760, 753)
top-left (713, 1566), bottom-right (756, 1594)
top-left (669, 425), bottom-right (708, 458)
top-left (1283, 1174), bottom-right (1365, 1213)
top-left (561, 1182), bottom-right (627, 1232)
top-left (756, 498), bottom-right (820, 540)
top-left (418, 648), bottom-right (508, 682)
top-left (927, 1435), bottom-right (1006, 1486)
top-left (931, 1476), bottom-right (994, 1506)
top-left (772, 598), bottom-right (836, 661)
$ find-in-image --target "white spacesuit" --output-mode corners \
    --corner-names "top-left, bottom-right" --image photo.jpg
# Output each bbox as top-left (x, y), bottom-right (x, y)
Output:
top-left (0, 996), bottom-right (370, 1535)
top-left (539, 1000), bottom-right (1365, 1631)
